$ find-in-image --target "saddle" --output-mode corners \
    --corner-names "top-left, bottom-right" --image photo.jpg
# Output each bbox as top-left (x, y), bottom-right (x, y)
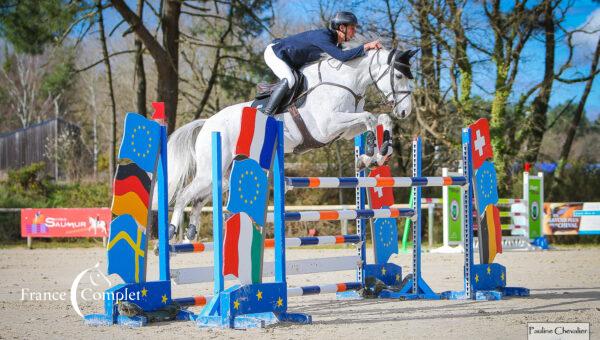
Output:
top-left (251, 70), bottom-right (308, 115)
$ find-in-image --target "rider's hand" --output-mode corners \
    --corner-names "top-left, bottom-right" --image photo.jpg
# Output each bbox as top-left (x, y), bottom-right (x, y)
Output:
top-left (364, 40), bottom-right (382, 51)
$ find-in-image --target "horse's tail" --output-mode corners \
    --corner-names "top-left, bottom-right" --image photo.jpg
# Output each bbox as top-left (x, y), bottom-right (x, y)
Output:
top-left (166, 119), bottom-right (206, 205)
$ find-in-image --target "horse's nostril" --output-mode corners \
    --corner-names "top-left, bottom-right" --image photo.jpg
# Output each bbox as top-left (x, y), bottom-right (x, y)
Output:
top-left (401, 110), bottom-right (406, 117)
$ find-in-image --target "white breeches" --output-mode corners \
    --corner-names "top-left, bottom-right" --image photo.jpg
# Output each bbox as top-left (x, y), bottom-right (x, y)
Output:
top-left (264, 43), bottom-right (295, 89)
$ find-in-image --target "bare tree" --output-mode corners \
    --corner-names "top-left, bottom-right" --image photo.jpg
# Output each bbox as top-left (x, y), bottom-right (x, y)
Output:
top-left (133, 0), bottom-right (147, 117)
top-left (481, 0), bottom-right (540, 189)
top-left (96, 0), bottom-right (118, 181)
top-left (111, 0), bottom-right (181, 133)
top-left (549, 36), bottom-right (600, 198)
top-left (0, 54), bottom-right (57, 128)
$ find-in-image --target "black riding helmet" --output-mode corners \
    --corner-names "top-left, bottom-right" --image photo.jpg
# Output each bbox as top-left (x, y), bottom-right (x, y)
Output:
top-left (330, 11), bottom-right (359, 30)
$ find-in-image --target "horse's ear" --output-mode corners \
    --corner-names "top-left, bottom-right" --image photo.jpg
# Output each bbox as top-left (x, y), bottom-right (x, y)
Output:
top-left (408, 49), bottom-right (419, 59)
top-left (395, 50), bottom-right (410, 62)
top-left (387, 48), bottom-right (397, 65)
top-left (394, 50), bottom-right (415, 79)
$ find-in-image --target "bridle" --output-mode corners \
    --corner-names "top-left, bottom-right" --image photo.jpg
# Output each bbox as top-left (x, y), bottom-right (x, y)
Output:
top-left (292, 49), bottom-right (413, 112)
top-left (368, 49), bottom-right (413, 115)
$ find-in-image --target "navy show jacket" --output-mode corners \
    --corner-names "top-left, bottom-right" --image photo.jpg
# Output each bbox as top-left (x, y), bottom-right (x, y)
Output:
top-left (271, 29), bottom-right (365, 69)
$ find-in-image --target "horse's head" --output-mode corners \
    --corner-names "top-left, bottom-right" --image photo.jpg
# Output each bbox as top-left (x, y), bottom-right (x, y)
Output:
top-left (369, 48), bottom-right (418, 119)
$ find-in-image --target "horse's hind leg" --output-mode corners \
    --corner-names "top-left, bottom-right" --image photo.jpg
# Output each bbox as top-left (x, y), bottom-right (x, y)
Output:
top-left (186, 195), bottom-right (210, 242)
top-left (169, 175), bottom-right (211, 242)
top-left (171, 176), bottom-right (211, 241)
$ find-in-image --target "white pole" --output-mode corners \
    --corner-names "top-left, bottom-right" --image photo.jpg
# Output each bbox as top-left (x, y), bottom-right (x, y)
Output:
top-left (428, 203), bottom-right (434, 247)
top-left (442, 167), bottom-right (449, 248)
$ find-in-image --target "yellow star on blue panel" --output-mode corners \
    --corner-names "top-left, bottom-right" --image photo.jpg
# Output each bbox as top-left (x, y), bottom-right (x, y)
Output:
top-left (118, 113), bottom-right (160, 172)
top-left (276, 297), bottom-right (283, 307)
top-left (161, 294), bottom-right (168, 304)
top-left (226, 159), bottom-right (269, 226)
top-left (141, 288), bottom-right (148, 297)
top-left (487, 266), bottom-right (491, 275)
top-left (256, 290), bottom-right (263, 301)
top-left (501, 272), bottom-right (505, 281)
top-left (475, 274), bottom-right (479, 283)
top-left (234, 299), bottom-right (240, 310)
top-left (381, 267), bottom-right (387, 275)
top-left (396, 274), bottom-right (401, 282)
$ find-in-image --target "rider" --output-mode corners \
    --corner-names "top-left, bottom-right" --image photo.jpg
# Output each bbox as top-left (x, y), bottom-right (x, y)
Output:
top-left (262, 11), bottom-right (382, 116)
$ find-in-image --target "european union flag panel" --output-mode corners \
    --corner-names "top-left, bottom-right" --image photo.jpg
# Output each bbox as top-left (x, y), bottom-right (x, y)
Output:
top-left (471, 263), bottom-right (507, 291)
top-left (473, 160), bottom-right (499, 215)
top-left (107, 214), bottom-right (147, 283)
top-left (226, 159), bottom-right (269, 226)
top-left (469, 118), bottom-right (494, 170)
top-left (118, 113), bottom-right (161, 172)
top-left (235, 107), bottom-right (278, 170)
top-left (223, 282), bottom-right (287, 318)
top-left (102, 281), bottom-right (171, 317)
top-left (372, 218), bottom-right (399, 264)
top-left (368, 165), bottom-right (395, 209)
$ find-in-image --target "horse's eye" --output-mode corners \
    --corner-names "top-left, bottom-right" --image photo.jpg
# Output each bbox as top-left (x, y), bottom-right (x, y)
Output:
top-left (395, 73), bottom-right (403, 79)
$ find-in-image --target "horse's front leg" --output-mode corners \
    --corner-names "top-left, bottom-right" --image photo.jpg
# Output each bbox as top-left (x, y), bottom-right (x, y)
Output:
top-left (323, 111), bottom-right (378, 169)
top-left (330, 112), bottom-right (394, 170)
top-left (373, 114), bottom-right (394, 166)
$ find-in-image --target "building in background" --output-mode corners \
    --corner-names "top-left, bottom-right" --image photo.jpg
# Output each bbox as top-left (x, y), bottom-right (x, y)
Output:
top-left (0, 118), bottom-right (82, 179)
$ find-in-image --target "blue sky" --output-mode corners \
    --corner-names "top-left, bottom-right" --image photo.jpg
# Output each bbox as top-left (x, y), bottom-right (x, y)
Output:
top-left (282, 0), bottom-right (600, 120)
top-left (101, 1), bottom-right (599, 120)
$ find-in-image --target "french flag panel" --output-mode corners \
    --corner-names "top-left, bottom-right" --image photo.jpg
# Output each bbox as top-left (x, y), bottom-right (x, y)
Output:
top-left (235, 106), bottom-right (278, 170)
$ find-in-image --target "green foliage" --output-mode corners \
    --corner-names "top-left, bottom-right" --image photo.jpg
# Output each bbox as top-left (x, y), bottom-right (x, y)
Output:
top-left (41, 51), bottom-right (75, 96)
top-left (545, 163), bottom-right (600, 202)
top-left (0, 163), bottom-right (111, 243)
top-left (1, 162), bottom-right (111, 208)
top-left (0, 0), bottom-right (81, 54)
top-left (46, 182), bottom-right (111, 208)
top-left (6, 162), bottom-right (51, 197)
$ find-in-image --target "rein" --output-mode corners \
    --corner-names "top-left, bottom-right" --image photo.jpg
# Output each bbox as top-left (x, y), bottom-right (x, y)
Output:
top-left (368, 49), bottom-right (412, 113)
top-left (291, 49), bottom-right (412, 112)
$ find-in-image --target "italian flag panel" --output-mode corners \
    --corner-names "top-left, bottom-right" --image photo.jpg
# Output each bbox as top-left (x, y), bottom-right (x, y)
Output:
top-left (223, 212), bottom-right (264, 284)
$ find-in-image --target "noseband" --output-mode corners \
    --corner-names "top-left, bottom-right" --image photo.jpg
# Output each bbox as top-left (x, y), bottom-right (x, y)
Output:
top-left (368, 49), bottom-right (412, 114)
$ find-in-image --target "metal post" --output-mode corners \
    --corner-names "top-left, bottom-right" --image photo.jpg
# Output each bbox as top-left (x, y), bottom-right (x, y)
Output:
top-left (354, 135), bottom-right (366, 286)
top-left (157, 121), bottom-right (170, 281)
top-left (412, 137), bottom-right (422, 294)
top-left (461, 128), bottom-right (474, 299)
top-left (273, 122), bottom-right (287, 285)
top-left (211, 132), bottom-right (224, 294)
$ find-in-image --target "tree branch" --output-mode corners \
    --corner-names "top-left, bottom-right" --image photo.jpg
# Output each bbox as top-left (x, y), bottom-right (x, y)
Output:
top-left (75, 49), bottom-right (136, 72)
top-left (110, 0), bottom-right (168, 63)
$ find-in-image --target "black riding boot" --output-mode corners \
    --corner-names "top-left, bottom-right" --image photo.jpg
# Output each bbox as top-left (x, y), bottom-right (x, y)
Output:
top-left (262, 79), bottom-right (289, 116)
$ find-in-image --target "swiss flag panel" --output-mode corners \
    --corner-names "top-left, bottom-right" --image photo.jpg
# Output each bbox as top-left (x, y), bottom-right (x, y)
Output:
top-left (469, 118), bottom-right (494, 170)
top-left (368, 165), bottom-right (394, 209)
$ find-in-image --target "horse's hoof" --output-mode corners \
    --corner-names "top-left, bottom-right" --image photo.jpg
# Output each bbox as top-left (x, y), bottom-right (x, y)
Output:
top-left (364, 131), bottom-right (376, 157)
top-left (355, 155), bottom-right (370, 172)
top-left (379, 141), bottom-right (392, 157)
top-left (186, 224), bottom-right (197, 241)
top-left (168, 224), bottom-right (177, 240)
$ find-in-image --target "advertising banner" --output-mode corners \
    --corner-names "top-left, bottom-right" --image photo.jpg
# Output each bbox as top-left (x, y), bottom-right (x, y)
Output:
top-left (446, 185), bottom-right (462, 244)
top-left (21, 208), bottom-right (111, 238)
top-left (527, 177), bottom-right (543, 239)
top-left (543, 202), bottom-right (600, 235)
